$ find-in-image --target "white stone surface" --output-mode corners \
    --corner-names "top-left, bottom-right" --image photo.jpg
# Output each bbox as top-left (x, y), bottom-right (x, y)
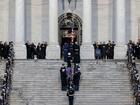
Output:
top-left (80, 45), bottom-right (94, 59)
top-left (81, 0), bottom-right (94, 59)
top-left (0, 0), bottom-right (9, 41)
top-left (116, 0), bottom-right (126, 44)
top-left (98, 0), bottom-right (110, 42)
top-left (114, 45), bottom-right (127, 59)
top-left (15, 0), bottom-right (26, 59)
top-left (15, 0), bottom-right (25, 44)
top-left (31, 0), bottom-right (42, 43)
top-left (46, 45), bottom-right (60, 59)
top-left (49, 0), bottom-right (59, 45)
top-left (82, 0), bottom-right (92, 44)
top-left (131, 0), bottom-right (138, 42)
top-left (14, 44), bottom-right (26, 59)
top-left (115, 0), bottom-right (128, 61)
top-left (47, 0), bottom-right (60, 59)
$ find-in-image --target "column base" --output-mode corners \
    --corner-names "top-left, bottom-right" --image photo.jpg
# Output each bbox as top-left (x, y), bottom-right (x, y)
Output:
top-left (114, 45), bottom-right (127, 59)
top-left (80, 44), bottom-right (94, 59)
top-left (46, 45), bottom-right (60, 59)
top-left (14, 44), bottom-right (26, 59)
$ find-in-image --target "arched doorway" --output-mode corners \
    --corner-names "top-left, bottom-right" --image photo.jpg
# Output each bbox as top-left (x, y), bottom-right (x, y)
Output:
top-left (58, 13), bottom-right (82, 58)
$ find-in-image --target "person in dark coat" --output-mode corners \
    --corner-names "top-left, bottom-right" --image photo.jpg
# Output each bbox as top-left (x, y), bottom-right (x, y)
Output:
top-left (31, 43), bottom-right (36, 59)
top-left (0, 41), bottom-right (3, 59)
top-left (95, 45), bottom-right (101, 59)
top-left (73, 42), bottom-right (80, 64)
top-left (100, 42), bottom-right (106, 59)
top-left (37, 43), bottom-right (42, 59)
top-left (41, 42), bottom-right (47, 59)
top-left (73, 70), bottom-right (81, 91)
top-left (3, 42), bottom-right (9, 59)
top-left (135, 92), bottom-right (140, 105)
top-left (67, 87), bottom-right (75, 105)
top-left (67, 52), bottom-right (72, 67)
top-left (69, 43), bottom-right (74, 61)
top-left (136, 42), bottom-right (140, 59)
top-left (63, 42), bottom-right (69, 62)
top-left (25, 42), bottom-right (32, 59)
top-left (93, 42), bottom-right (98, 59)
top-left (60, 64), bottom-right (67, 91)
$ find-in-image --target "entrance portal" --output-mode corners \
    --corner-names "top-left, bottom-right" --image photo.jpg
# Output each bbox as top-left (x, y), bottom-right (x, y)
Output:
top-left (58, 13), bottom-right (82, 58)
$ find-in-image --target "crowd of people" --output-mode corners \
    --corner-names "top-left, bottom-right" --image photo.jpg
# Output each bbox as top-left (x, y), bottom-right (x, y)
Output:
top-left (0, 41), bottom-right (13, 59)
top-left (60, 62), bottom-right (81, 105)
top-left (0, 42), bottom-right (14, 105)
top-left (127, 41), bottom-right (140, 105)
top-left (62, 42), bottom-right (80, 64)
top-left (93, 41), bottom-right (116, 59)
top-left (25, 42), bottom-right (47, 59)
top-left (127, 40), bottom-right (140, 59)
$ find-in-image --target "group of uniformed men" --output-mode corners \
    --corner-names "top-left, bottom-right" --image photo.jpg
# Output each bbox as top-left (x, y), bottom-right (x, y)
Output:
top-left (0, 41), bottom-right (13, 59)
top-left (25, 42), bottom-right (47, 59)
top-left (60, 63), bottom-right (81, 105)
top-left (63, 42), bottom-right (80, 64)
top-left (93, 41), bottom-right (116, 59)
top-left (127, 40), bottom-right (140, 59)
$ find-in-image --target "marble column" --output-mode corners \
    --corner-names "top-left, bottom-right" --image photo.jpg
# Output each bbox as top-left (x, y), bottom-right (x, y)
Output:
top-left (81, 0), bottom-right (94, 59)
top-left (14, 0), bottom-right (26, 59)
top-left (114, 0), bottom-right (127, 59)
top-left (46, 0), bottom-right (60, 59)
top-left (131, 0), bottom-right (138, 42)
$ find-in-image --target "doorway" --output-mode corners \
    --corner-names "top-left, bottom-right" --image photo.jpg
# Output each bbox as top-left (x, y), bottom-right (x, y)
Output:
top-left (58, 13), bottom-right (82, 58)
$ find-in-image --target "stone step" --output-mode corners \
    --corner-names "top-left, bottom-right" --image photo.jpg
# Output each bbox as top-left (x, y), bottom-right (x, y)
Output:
top-left (10, 60), bottom-right (134, 105)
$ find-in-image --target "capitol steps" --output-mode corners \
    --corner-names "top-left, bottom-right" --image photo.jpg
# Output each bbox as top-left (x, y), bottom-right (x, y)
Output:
top-left (10, 60), bottom-right (134, 105)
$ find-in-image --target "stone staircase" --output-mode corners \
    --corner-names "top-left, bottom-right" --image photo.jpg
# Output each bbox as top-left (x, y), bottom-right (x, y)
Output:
top-left (10, 60), bottom-right (133, 105)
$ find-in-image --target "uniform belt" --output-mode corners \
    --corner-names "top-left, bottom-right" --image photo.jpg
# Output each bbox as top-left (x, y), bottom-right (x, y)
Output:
top-left (69, 95), bottom-right (74, 96)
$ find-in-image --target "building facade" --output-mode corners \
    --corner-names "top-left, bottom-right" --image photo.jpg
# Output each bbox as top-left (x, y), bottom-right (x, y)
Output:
top-left (0, 0), bottom-right (140, 59)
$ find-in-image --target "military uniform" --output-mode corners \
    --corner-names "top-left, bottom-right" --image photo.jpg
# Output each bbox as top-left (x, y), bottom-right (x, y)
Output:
top-left (67, 88), bottom-right (75, 105)
top-left (73, 71), bottom-right (81, 91)
top-left (60, 65), bottom-right (67, 91)
top-left (73, 44), bottom-right (80, 64)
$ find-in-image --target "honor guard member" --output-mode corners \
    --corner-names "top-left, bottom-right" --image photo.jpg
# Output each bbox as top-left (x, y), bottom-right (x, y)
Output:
top-left (73, 42), bottom-right (80, 64)
top-left (73, 70), bottom-right (81, 91)
top-left (67, 52), bottom-right (72, 67)
top-left (60, 64), bottom-right (67, 91)
top-left (69, 43), bottom-right (74, 61)
top-left (67, 87), bottom-right (75, 105)
top-left (63, 43), bottom-right (69, 62)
